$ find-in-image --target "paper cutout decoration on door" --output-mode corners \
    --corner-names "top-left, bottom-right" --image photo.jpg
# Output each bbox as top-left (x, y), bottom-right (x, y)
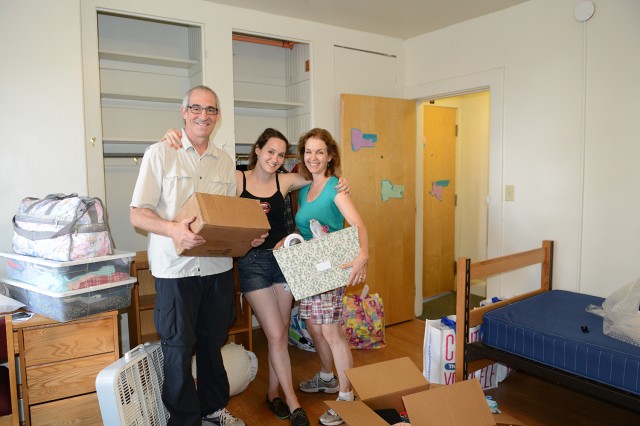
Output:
top-left (381, 180), bottom-right (404, 201)
top-left (429, 180), bottom-right (450, 201)
top-left (351, 128), bottom-right (378, 151)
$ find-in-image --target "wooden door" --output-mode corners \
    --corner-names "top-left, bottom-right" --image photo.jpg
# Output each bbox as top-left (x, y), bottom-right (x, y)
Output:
top-left (423, 106), bottom-right (457, 298)
top-left (340, 94), bottom-right (416, 325)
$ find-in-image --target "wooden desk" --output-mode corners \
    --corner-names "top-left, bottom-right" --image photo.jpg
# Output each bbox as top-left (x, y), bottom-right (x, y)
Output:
top-left (4, 311), bottom-right (119, 426)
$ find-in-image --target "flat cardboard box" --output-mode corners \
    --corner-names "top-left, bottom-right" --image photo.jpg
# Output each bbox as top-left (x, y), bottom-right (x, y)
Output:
top-left (272, 226), bottom-right (360, 300)
top-left (327, 357), bottom-right (525, 426)
top-left (172, 193), bottom-right (270, 257)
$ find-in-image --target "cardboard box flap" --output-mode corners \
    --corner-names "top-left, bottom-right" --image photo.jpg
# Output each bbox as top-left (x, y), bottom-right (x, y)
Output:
top-left (325, 400), bottom-right (389, 426)
top-left (402, 380), bottom-right (495, 426)
top-left (192, 193), bottom-right (263, 227)
top-left (346, 357), bottom-right (430, 411)
top-left (493, 412), bottom-right (526, 426)
top-left (183, 193), bottom-right (267, 228)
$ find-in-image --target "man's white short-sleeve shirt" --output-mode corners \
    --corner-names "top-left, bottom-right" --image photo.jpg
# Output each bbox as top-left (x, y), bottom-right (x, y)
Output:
top-left (130, 131), bottom-right (236, 278)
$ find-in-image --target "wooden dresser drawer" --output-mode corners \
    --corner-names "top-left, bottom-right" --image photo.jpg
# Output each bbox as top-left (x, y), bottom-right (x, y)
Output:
top-left (23, 318), bottom-right (116, 366)
top-left (26, 353), bottom-right (115, 405)
top-left (30, 392), bottom-right (103, 425)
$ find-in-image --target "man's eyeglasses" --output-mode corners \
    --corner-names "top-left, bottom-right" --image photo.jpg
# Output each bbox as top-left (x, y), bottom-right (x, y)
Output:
top-left (186, 105), bottom-right (219, 115)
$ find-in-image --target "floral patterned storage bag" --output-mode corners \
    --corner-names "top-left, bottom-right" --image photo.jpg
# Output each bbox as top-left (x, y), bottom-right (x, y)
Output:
top-left (341, 284), bottom-right (386, 349)
top-left (12, 193), bottom-right (113, 261)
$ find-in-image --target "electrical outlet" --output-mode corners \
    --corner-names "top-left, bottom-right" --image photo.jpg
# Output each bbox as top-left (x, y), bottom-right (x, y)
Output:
top-left (505, 185), bottom-right (515, 202)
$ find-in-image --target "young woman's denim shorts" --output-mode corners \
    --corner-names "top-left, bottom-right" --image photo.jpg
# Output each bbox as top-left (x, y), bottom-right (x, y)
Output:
top-left (237, 249), bottom-right (287, 293)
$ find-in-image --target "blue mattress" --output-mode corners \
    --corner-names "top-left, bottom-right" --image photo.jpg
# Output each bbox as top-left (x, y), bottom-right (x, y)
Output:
top-left (483, 290), bottom-right (640, 396)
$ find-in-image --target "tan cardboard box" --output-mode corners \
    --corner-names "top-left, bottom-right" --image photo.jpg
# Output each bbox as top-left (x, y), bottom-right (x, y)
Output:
top-left (327, 357), bottom-right (525, 426)
top-left (172, 193), bottom-right (270, 257)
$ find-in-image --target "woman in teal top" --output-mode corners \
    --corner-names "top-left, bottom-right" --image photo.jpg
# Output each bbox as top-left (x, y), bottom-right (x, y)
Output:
top-left (294, 128), bottom-right (369, 426)
top-left (295, 175), bottom-right (344, 239)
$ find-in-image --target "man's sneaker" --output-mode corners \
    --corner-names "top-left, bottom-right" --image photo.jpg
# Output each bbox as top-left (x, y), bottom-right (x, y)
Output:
top-left (289, 407), bottom-right (310, 426)
top-left (298, 373), bottom-right (339, 393)
top-left (202, 408), bottom-right (246, 426)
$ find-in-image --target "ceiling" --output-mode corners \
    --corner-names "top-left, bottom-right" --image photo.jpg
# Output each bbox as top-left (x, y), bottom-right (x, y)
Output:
top-left (206, 0), bottom-right (529, 39)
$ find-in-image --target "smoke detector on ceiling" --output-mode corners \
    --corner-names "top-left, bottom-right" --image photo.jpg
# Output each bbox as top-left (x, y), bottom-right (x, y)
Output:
top-left (574, 1), bottom-right (595, 22)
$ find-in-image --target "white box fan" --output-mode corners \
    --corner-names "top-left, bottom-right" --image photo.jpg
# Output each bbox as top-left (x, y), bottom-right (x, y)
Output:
top-left (96, 342), bottom-right (169, 425)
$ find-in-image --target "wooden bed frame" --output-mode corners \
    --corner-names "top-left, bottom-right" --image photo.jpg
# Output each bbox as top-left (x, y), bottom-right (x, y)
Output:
top-left (455, 240), bottom-right (640, 412)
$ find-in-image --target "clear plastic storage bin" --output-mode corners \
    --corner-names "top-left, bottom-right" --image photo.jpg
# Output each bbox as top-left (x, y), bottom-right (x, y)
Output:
top-left (3, 278), bottom-right (135, 322)
top-left (0, 251), bottom-right (134, 292)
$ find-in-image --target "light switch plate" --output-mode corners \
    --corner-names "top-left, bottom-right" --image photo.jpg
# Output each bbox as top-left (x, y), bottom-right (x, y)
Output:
top-left (505, 185), bottom-right (515, 201)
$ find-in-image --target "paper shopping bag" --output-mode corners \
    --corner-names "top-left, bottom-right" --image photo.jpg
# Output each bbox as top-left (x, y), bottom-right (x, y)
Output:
top-left (341, 285), bottom-right (386, 349)
top-left (422, 315), bottom-right (502, 389)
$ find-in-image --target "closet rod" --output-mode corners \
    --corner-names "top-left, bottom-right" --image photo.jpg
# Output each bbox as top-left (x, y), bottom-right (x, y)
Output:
top-left (104, 153), bottom-right (144, 158)
top-left (232, 34), bottom-right (295, 49)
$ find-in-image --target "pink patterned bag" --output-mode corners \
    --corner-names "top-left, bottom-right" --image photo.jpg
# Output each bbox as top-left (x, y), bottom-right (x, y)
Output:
top-left (12, 193), bottom-right (113, 261)
top-left (341, 285), bottom-right (386, 349)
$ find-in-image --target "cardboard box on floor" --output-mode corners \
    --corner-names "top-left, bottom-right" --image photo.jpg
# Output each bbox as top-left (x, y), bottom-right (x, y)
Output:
top-left (172, 193), bottom-right (270, 257)
top-left (327, 357), bottom-right (525, 426)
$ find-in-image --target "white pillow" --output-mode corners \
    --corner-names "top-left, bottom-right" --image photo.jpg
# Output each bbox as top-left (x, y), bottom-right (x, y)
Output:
top-left (191, 342), bottom-right (258, 396)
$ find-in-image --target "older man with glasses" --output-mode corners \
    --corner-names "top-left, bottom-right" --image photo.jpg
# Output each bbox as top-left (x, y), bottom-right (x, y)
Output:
top-left (130, 85), bottom-right (264, 426)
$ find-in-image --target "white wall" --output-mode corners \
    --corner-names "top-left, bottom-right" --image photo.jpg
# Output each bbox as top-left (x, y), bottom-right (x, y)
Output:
top-left (579, 0), bottom-right (640, 296)
top-left (405, 0), bottom-right (640, 297)
top-left (0, 0), bottom-right (88, 256)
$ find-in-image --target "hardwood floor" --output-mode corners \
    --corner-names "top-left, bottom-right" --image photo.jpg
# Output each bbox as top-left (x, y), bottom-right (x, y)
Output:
top-left (226, 319), bottom-right (640, 425)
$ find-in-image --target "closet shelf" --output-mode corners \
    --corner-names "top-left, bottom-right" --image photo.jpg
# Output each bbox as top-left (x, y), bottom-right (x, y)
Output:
top-left (235, 98), bottom-right (305, 110)
top-left (99, 49), bottom-right (199, 69)
top-left (102, 137), bottom-right (158, 144)
top-left (101, 92), bottom-right (182, 104)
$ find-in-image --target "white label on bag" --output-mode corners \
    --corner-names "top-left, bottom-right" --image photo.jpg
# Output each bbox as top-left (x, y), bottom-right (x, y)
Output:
top-left (316, 261), bottom-right (331, 272)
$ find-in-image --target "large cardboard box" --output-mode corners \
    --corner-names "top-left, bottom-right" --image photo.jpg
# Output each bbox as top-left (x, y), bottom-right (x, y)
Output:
top-left (272, 226), bottom-right (360, 300)
top-left (327, 357), bottom-right (525, 426)
top-left (172, 193), bottom-right (270, 257)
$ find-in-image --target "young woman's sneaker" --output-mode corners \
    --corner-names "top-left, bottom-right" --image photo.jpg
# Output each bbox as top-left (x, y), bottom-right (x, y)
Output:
top-left (298, 373), bottom-right (339, 393)
top-left (202, 408), bottom-right (245, 426)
